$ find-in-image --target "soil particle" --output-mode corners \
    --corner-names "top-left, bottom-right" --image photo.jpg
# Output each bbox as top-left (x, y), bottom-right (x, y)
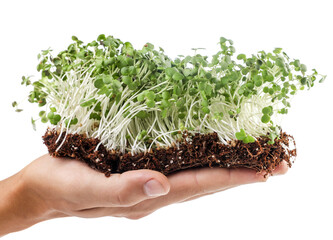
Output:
top-left (43, 129), bottom-right (296, 177)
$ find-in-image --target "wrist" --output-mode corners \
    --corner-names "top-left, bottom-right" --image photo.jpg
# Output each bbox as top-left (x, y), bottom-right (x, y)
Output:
top-left (0, 169), bottom-right (62, 236)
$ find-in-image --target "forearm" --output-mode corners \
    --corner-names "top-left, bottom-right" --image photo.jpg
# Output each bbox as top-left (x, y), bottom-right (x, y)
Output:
top-left (0, 171), bottom-right (58, 237)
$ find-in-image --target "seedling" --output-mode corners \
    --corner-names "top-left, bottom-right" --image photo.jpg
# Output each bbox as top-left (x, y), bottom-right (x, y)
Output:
top-left (15, 35), bottom-right (325, 156)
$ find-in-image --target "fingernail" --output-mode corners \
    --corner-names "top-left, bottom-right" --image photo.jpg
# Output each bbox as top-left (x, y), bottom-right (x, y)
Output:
top-left (144, 179), bottom-right (167, 197)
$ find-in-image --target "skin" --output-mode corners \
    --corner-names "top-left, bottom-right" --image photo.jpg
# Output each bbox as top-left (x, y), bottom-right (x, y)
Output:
top-left (0, 154), bottom-right (288, 237)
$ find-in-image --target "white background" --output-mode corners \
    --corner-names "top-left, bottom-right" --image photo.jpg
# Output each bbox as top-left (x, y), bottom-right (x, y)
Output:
top-left (0, 0), bottom-right (332, 239)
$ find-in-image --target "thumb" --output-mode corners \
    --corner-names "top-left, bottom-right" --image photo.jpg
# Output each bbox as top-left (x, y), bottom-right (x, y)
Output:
top-left (93, 170), bottom-right (170, 207)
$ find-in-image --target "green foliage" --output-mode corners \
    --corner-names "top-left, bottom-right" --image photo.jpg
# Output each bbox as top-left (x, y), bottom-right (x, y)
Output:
top-left (16, 34), bottom-right (325, 145)
top-left (235, 129), bottom-right (255, 143)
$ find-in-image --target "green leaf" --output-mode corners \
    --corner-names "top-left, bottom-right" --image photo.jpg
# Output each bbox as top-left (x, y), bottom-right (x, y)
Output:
top-left (172, 72), bottom-right (184, 81)
top-left (264, 73), bottom-right (274, 82)
top-left (39, 111), bottom-right (46, 117)
top-left (178, 113), bottom-right (186, 119)
top-left (173, 85), bottom-right (181, 96)
top-left (213, 112), bottom-right (224, 120)
top-left (137, 93), bottom-right (145, 102)
top-left (136, 111), bottom-right (148, 119)
top-left (47, 112), bottom-right (54, 119)
top-left (294, 59), bottom-right (300, 68)
top-left (72, 118), bottom-right (78, 125)
top-left (235, 129), bottom-right (246, 140)
top-left (205, 84), bottom-right (213, 96)
top-left (121, 67), bottom-right (129, 76)
top-left (176, 99), bottom-right (185, 108)
top-left (189, 88), bottom-right (198, 96)
top-left (41, 116), bottom-right (48, 124)
top-left (122, 76), bottom-right (132, 85)
top-left (319, 75), bottom-right (326, 83)
top-left (128, 81), bottom-right (139, 90)
top-left (261, 114), bottom-right (270, 123)
top-left (199, 82), bottom-right (206, 91)
top-left (262, 107), bottom-right (272, 115)
top-left (146, 100), bottom-right (155, 108)
top-left (279, 108), bottom-right (288, 114)
top-left (95, 58), bottom-right (103, 68)
top-left (273, 48), bottom-right (282, 54)
top-left (90, 113), bottom-right (102, 120)
top-left (115, 93), bottom-right (122, 104)
top-left (94, 79), bottom-right (104, 89)
top-left (254, 79), bottom-right (263, 87)
top-left (103, 75), bottom-right (112, 84)
top-left (201, 99), bottom-right (209, 107)
top-left (165, 67), bottom-right (177, 77)
top-left (97, 86), bottom-right (110, 95)
top-left (162, 91), bottom-right (170, 100)
top-left (161, 99), bottom-right (171, 108)
top-left (97, 34), bottom-right (106, 41)
top-left (146, 91), bottom-right (155, 100)
top-left (220, 37), bottom-right (227, 43)
top-left (161, 109), bottom-right (168, 118)
top-left (128, 66), bottom-right (137, 75)
top-left (53, 114), bottom-right (61, 123)
top-left (111, 80), bottom-right (122, 90)
top-left (103, 58), bottom-right (115, 66)
top-left (243, 135), bottom-right (255, 143)
top-left (183, 68), bottom-right (192, 77)
top-left (300, 64), bottom-right (307, 73)
top-left (122, 42), bottom-right (134, 56)
top-left (80, 98), bottom-right (96, 107)
top-left (145, 43), bottom-right (154, 50)
top-left (237, 54), bottom-right (246, 60)
top-left (220, 61), bottom-right (228, 70)
top-left (282, 99), bottom-right (291, 107)
top-left (300, 77), bottom-right (307, 85)
top-left (275, 57), bottom-right (284, 68)
top-left (202, 107), bottom-right (210, 114)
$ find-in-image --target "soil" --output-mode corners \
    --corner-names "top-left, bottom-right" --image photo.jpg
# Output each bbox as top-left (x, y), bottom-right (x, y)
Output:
top-left (43, 129), bottom-right (296, 177)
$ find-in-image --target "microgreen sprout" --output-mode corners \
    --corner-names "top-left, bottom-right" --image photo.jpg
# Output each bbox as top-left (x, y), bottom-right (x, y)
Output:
top-left (15, 35), bottom-right (325, 152)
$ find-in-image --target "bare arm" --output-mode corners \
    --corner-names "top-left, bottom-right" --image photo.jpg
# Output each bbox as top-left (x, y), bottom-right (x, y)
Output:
top-left (0, 171), bottom-right (63, 237)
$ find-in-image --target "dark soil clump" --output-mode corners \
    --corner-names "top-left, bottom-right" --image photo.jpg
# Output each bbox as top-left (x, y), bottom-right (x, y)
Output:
top-left (43, 129), bottom-right (296, 176)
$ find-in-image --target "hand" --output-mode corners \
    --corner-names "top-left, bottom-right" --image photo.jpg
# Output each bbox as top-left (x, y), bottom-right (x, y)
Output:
top-left (0, 154), bottom-right (288, 236)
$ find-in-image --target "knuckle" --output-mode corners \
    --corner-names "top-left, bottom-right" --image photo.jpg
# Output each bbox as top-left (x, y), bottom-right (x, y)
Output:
top-left (225, 168), bottom-right (233, 186)
top-left (115, 190), bottom-right (137, 206)
top-left (192, 170), bottom-right (205, 195)
top-left (110, 175), bottom-right (133, 206)
top-left (116, 192), bottom-right (126, 205)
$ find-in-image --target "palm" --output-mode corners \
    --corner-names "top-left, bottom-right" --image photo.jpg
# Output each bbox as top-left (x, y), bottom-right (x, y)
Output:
top-left (24, 154), bottom-right (288, 219)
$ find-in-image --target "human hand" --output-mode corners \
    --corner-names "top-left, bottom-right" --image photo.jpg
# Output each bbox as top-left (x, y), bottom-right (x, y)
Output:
top-left (0, 154), bottom-right (288, 236)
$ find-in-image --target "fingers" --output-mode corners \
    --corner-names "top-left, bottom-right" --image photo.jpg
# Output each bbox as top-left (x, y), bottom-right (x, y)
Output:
top-left (83, 169), bottom-right (170, 207)
top-left (164, 167), bottom-right (266, 199)
top-left (129, 161), bottom-right (290, 214)
top-left (180, 161), bottom-right (290, 202)
top-left (67, 162), bottom-right (289, 219)
top-left (183, 160), bottom-right (290, 196)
